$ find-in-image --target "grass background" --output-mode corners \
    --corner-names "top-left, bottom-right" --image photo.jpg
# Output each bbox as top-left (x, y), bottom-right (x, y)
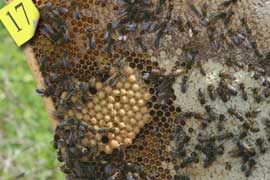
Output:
top-left (0, 1), bottom-right (64, 179)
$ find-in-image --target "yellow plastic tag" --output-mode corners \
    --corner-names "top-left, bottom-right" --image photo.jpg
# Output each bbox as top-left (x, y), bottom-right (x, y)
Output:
top-left (0, 0), bottom-right (40, 46)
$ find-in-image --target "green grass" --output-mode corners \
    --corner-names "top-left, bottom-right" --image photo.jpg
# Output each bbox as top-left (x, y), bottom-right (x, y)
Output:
top-left (0, 1), bottom-right (64, 179)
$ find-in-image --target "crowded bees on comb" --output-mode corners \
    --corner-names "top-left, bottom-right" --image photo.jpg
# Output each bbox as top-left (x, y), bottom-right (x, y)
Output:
top-left (27, 0), bottom-right (270, 179)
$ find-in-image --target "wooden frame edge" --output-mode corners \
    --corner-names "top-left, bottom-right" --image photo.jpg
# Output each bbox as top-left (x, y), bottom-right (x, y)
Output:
top-left (22, 44), bottom-right (58, 129)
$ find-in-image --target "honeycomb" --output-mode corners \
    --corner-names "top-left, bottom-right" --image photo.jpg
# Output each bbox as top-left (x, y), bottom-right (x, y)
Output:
top-left (23, 0), bottom-right (270, 179)
top-left (64, 66), bottom-right (152, 153)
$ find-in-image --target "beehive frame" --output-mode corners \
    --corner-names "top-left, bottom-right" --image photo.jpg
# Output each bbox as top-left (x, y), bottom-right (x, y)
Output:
top-left (7, 0), bottom-right (270, 179)
top-left (22, 45), bottom-right (58, 128)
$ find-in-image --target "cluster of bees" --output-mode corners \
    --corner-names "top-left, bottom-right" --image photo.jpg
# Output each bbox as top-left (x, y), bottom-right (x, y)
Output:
top-left (29, 0), bottom-right (270, 179)
top-left (173, 64), bottom-right (270, 177)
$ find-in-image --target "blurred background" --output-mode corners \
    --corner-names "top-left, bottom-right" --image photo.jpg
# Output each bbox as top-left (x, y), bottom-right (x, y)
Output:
top-left (0, 1), bottom-right (64, 179)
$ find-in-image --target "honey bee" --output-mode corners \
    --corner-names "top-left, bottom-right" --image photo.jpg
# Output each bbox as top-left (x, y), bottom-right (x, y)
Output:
top-left (239, 83), bottom-right (248, 101)
top-left (197, 88), bottom-right (206, 105)
top-left (207, 84), bottom-right (217, 101)
top-left (221, 0), bottom-right (239, 7)
top-left (135, 37), bottom-right (147, 52)
top-left (86, 28), bottom-right (96, 50)
top-left (219, 71), bottom-right (236, 80)
top-left (181, 75), bottom-right (189, 93)
top-left (71, 1), bottom-right (81, 20)
top-left (190, 4), bottom-right (202, 18)
top-left (180, 156), bottom-right (197, 168)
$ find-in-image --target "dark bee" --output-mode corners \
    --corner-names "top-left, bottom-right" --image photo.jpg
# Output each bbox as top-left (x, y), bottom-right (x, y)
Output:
top-left (198, 88), bottom-right (206, 105)
top-left (36, 88), bottom-right (54, 97)
top-left (38, 55), bottom-right (49, 72)
top-left (197, 142), bottom-right (220, 168)
top-left (242, 121), bottom-right (251, 130)
top-left (217, 81), bottom-right (230, 102)
top-left (190, 4), bottom-right (202, 18)
top-left (56, 20), bottom-right (70, 43)
top-left (71, 1), bottom-right (81, 20)
top-left (40, 4), bottom-right (70, 44)
top-left (251, 41), bottom-right (264, 57)
top-left (200, 1), bottom-right (210, 26)
top-left (86, 28), bottom-right (96, 50)
top-left (245, 159), bottom-right (256, 177)
top-left (187, 20), bottom-right (199, 36)
top-left (205, 105), bottom-right (218, 121)
top-left (228, 107), bottom-right (244, 121)
top-left (207, 84), bottom-right (217, 101)
top-left (185, 48), bottom-right (198, 68)
top-left (181, 75), bottom-right (189, 93)
top-left (175, 15), bottom-right (185, 32)
top-left (263, 85), bottom-right (270, 98)
top-left (126, 23), bottom-right (137, 32)
top-left (54, 136), bottom-right (64, 149)
top-left (231, 33), bottom-right (245, 46)
top-left (166, 3), bottom-right (174, 20)
top-left (207, 26), bottom-right (220, 49)
top-left (154, 22), bottom-right (166, 48)
top-left (262, 78), bottom-right (270, 87)
top-left (217, 114), bottom-right (226, 131)
top-left (225, 57), bottom-right (244, 69)
top-left (174, 175), bottom-right (190, 180)
top-left (156, 0), bottom-right (166, 14)
top-left (57, 50), bottom-right (71, 69)
top-left (193, 112), bottom-right (206, 120)
top-left (219, 71), bottom-right (236, 80)
top-left (79, 82), bottom-right (90, 93)
top-left (238, 141), bottom-right (256, 157)
top-left (256, 138), bottom-right (267, 154)
top-left (149, 23), bottom-right (160, 33)
top-left (104, 72), bottom-right (123, 86)
top-left (201, 1), bottom-right (208, 17)
top-left (221, 0), bottom-right (238, 7)
top-left (224, 10), bottom-right (234, 26)
top-left (197, 61), bottom-right (206, 76)
top-left (197, 132), bottom-right (233, 142)
top-left (229, 147), bottom-right (241, 157)
top-left (252, 87), bottom-right (262, 103)
top-left (219, 79), bottom-right (237, 97)
top-left (251, 71), bottom-right (262, 80)
top-left (180, 156), bottom-right (196, 168)
top-left (57, 6), bottom-right (69, 15)
top-left (154, 31), bottom-right (162, 48)
top-left (41, 24), bottom-right (57, 41)
top-left (242, 37), bottom-right (253, 49)
top-left (135, 37), bottom-right (147, 52)
top-left (226, 82), bottom-right (238, 96)
top-left (250, 126), bottom-right (260, 133)
top-left (209, 12), bottom-right (226, 23)
top-left (225, 162), bottom-right (232, 170)
top-left (200, 16), bottom-right (210, 27)
top-left (141, 22), bottom-right (151, 32)
top-left (241, 18), bottom-right (252, 34)
top-left (239, 83), bottom-right (248, 101)
top-left (239, 130), bottom-right (248, 139)
top-left (104, 23), bottom-right (113, 42)
top-left (104, 164), bottom-right (117, 177)
top-left (176, 112), bottom-right (196, 121)
top-left (215, 132), bottom-right (234, 141)
top-left (57, 150), bottom-right (64, 162)
top-left (53, 109), bottom-right (67, 119)
top-left (105, 38), bottom-right (115, 54)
